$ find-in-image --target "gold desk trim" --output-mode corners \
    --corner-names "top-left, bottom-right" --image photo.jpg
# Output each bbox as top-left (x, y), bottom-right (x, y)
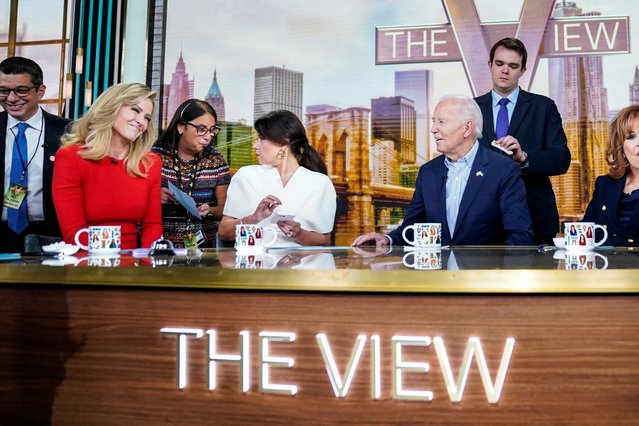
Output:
top-left (1, 265), bottom-right (637, 293)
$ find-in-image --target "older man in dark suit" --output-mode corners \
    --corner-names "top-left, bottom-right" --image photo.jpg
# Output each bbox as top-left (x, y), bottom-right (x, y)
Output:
top-left (0, 57), bottom-right (70, 253)
top-left (474, 37), bottom-right (571, 245)
top-left (352, 95), bottom-right (534, 248)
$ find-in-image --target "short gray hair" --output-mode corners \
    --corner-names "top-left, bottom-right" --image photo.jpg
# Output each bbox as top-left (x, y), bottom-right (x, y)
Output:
top-left (438, 94), bottom-right (483, 140)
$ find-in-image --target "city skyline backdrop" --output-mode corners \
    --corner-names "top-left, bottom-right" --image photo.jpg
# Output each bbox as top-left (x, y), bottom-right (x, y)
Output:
top-left (164, 0), bottom-right (639, 122)
top-left (162, 0), bottom-right (639, 242)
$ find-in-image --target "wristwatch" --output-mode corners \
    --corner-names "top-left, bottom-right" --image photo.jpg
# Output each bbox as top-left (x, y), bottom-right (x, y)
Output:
top-left (519, 151), bottom-right (529, 170)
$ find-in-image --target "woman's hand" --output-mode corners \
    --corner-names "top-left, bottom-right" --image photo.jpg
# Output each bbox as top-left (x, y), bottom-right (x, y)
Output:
top-left (277, 219), bottom-right (301, 239)
top-left (160, 187), bottom-right (175, 204)
top-left (197, 204), bottom-right (211, 218)
top-left (250, 195), bottom-right (282, 223)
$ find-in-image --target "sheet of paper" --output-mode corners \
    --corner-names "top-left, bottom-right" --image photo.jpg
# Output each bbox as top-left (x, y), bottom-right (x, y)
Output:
top-left (168, 181), bottom-right (202, 220)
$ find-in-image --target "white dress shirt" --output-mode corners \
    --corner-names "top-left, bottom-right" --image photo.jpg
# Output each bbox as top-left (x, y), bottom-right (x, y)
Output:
top-left (3, 107), bottom-right (46, 222)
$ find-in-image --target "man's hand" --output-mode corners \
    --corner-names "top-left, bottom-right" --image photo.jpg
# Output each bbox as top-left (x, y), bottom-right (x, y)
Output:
top-left (351, 232), bottom-right (389, 247)
top-left (495, 136), bottom-right (527, 163)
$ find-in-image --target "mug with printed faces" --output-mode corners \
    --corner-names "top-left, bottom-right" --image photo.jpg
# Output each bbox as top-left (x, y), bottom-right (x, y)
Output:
top-left (563, 222), bottom-right (607, 251)
top-left (75, 254), bottom-right (121, 268)
top-left (235, 224), bottom-right (277, 253)
top-left (402, 223), bottom-right (442, 248)
top-left (560, 251), bottom-right (608, 271)
top-left (74, 225), bottom-right (121, 254)
top-left (235, 252), bottom-right (277, 269)
top-left (402, 249), bottom-right (442, 270)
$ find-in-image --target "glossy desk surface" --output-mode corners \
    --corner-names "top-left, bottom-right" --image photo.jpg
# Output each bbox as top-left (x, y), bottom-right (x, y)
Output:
top-left (1, 245), bottom-right (638, 293)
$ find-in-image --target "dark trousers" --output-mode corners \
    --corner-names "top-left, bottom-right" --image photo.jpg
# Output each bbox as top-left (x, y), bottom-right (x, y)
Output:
top-left (0, 220), bottom-right (60, 253)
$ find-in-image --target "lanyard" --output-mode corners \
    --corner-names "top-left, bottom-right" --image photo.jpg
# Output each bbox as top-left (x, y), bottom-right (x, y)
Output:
top-left (172, 152), bottom-right (200, 196)
top-left (9, 116), bottom-right (44, 183)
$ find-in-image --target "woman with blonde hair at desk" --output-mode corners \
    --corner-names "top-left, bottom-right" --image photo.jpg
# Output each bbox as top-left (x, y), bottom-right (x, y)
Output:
top-left (583, 104), bottom-right (639, 247)
top-left (218, 110), bottom-right (336, 247)
top-left (52, 82), bottom-right (162, 249)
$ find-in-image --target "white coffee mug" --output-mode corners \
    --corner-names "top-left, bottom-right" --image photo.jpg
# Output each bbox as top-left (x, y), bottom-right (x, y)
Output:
top-left (563, 222), bottom-right (607, 251)
top-left (75, 254), bottom-right (121, 268)
top-left (235, 224), bottom-right (277, 253)
top-left (561, 251), bottom-right (608, 270)
top-left (235, 252), bottom-right (277, 269)
top-left (402, 223), bottom-right (442, 248)
top-left (74, 225), bottom-right (121, 254)
top-left (402, 249), bottom-right (442, 270)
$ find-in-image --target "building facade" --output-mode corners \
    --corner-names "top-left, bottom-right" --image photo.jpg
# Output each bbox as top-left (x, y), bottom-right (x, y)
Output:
top-left (394, 70), bottom-right (434, 163)
top-left (162, 52), bottom-right (194, 128)
top-left (371, 96), bottom-right (417, 166)
top-left (548, 1), bottom-right (610, 221)
top-left (205, 69), bottom-right (225, 122)
top-left (254, 66), bottom-right (303, 122)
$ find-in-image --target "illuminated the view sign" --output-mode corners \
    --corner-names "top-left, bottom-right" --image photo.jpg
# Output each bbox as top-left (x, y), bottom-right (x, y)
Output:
top-left (160, 328), bottom-right (515, 404)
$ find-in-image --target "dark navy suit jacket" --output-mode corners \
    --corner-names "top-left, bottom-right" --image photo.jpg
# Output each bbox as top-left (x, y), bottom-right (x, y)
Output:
top-left (388, 143), bottom-right (534, 246)
top-left (474, 89), bottom-right (570, 242)
top-left (0, 109), bottom-right (70, 241)
top-left (583, 175), bottom-right (639, 247)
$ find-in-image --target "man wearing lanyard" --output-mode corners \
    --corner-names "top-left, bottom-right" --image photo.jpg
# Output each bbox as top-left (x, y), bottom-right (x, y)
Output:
top-left (474, 37), bottom-right (571, 246)
top-left (0, 56), bottom-right (70, 253)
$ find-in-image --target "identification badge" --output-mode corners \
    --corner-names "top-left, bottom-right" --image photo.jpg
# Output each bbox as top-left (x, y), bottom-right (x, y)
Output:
top-left (195, 230), bottom-right (205, 245)
top-left (3, 184), bottom-right (27, 209)
top-left (183, 230), bottom-right (198, 249)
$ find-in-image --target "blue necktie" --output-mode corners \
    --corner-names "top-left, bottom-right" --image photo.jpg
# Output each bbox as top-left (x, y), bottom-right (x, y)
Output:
top-left (8, 122), bottom-right (29, 234)
top-left (495, 97), bottom-right (509, 139)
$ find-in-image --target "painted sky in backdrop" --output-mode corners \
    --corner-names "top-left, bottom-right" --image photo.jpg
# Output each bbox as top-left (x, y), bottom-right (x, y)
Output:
top-left (165, 0), bottom-right (639, 122)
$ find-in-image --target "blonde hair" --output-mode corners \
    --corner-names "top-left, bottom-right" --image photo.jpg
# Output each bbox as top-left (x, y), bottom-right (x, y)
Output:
top-left (606, 104), bottom-right (639, 179)
top-left (61, 82), bottom-right (157, 177)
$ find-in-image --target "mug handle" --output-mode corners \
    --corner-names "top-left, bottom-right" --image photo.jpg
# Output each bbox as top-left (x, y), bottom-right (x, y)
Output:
top-left (594, 253), bottom-right (609, 270)
top-left (74, 228), bottom-right (90, 251)
top-left (74, 256), bottom-right (89, 266)
top-left (263, 227), bottom-right (278, 247)
top-left (401, 225), bottom-right (416, 246)
top-left (402, 252), bottom-right (416, 268)
top-left (593, 224), bottom-right (608, 247)
top-left (262, 253), bottom-right (278, 269)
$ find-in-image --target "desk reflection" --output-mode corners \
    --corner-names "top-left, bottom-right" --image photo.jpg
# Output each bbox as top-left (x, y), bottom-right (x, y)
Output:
top-left (18, 246), bottom-right (637, 271)
top-left (218, 250), bottom-right (337, 270)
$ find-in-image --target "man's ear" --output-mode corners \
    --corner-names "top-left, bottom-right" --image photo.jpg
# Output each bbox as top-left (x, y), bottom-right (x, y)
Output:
top-left (36, 84), bottom-right (46, 100)
top-left (464, 121), bottom-right (474, 138)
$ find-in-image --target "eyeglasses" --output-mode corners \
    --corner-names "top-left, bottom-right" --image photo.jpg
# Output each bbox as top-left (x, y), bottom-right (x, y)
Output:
top-left (0, 85), bottom-right (40, 98)
top-left (183, 122), bottom-right (221, 136)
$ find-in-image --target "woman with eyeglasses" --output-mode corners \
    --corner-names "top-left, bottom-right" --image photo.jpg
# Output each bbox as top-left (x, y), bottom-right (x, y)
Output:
top-left (52, 82), bottom-right (162, 249)
top-left (152, 99), bottom-right (230, 248)
top-left (218, 110), bottom-right (336, 247)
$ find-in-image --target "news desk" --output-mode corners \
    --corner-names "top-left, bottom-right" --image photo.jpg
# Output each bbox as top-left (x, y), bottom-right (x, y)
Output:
top-left (1, 246), bottom-right (638, 425)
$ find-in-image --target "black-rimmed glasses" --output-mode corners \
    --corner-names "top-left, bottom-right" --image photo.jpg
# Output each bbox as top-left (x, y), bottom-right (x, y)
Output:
top-left (183, 122), bottom-right (221, 137)
top-left (0, 85), bottom-right (40, 98)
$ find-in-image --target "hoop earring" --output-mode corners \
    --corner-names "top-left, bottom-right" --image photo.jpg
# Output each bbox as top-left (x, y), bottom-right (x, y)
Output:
top-left (276, 149), bottom-right (287, 159)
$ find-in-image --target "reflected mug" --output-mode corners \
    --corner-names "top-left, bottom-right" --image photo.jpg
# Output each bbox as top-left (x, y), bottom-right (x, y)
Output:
top-left (235, 253), bottom-right (277, 269)
top-left (235, 224), bottom-right (277, 252)
top-left (402, 249), bottom-right (442, 270)
top-left (75, 254), bottom-right (121, 268)
top-left (563, 222), bottom-right (607, 251)
top-left (562, 251), bottom-right (608, 270)
top-left (402, 223), bottom-right (442, 248)
top-left (74, 225), bottom-right (121, 254)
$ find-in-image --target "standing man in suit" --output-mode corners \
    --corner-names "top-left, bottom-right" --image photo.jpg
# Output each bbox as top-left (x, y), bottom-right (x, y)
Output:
top-left (474, 37), bottom-right (571, 245)
top-left (0, 56), bottom-right (70, 252)
top-left (352, 95), bottom-right (533, 247)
